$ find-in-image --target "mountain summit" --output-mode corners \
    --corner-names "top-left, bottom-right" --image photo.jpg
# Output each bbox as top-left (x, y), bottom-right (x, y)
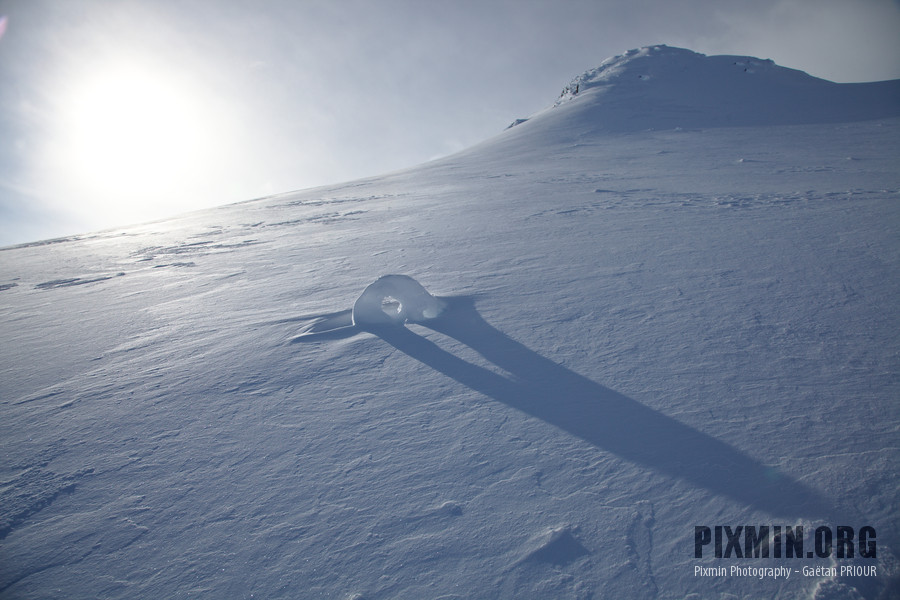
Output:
top-left (511, 45), bottom-right (900, 133)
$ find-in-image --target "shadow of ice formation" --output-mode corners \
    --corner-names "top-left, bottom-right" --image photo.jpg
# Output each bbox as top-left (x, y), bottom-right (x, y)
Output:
top-left (361, 296), bottom-right (835, 520)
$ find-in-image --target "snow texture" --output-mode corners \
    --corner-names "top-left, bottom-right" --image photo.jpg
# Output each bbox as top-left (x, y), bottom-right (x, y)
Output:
top-left (1, 46), bottom-right (899, 599)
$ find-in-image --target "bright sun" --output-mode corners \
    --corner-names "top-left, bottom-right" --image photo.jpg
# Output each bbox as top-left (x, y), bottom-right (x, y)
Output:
top-left (47, 58), bottom-right (223, 227)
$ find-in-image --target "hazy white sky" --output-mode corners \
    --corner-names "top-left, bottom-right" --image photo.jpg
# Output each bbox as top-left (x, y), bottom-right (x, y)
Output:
top-left (1, 0), bottom-right (899, 245)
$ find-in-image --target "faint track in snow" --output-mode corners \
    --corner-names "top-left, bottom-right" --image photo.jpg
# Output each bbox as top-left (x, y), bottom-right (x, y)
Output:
top-left (624, 502), bottom-right (658, 597)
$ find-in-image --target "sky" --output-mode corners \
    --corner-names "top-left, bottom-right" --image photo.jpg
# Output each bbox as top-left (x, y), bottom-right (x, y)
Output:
top-left (0, 0), bottom-right (899, 247)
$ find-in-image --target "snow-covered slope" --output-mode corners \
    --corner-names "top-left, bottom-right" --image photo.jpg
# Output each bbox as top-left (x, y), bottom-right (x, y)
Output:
top-left (2, 46), bottom-right (899, 599)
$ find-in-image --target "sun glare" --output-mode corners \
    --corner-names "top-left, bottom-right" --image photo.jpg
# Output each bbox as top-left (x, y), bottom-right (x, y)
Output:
top-left (48, 58), bottom-right (223, 227)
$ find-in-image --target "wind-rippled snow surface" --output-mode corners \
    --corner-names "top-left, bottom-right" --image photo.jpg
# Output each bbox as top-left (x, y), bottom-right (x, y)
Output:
top-left (2, 46), bottom-right (899, 599)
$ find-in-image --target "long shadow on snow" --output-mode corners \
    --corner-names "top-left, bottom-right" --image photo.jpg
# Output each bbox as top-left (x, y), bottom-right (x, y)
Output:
top-left (362, 296), bottom-right (833, 520)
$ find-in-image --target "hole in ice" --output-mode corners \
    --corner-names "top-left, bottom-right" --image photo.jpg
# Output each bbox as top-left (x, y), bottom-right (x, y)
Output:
top-left (381, 296), bottom-right (402, 316)
top-left (352, 274), bottom-right (445, 327)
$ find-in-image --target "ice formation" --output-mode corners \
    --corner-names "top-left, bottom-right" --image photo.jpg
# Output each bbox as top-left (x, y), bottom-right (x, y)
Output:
top-left (351, 275), bottom-right (446, 327)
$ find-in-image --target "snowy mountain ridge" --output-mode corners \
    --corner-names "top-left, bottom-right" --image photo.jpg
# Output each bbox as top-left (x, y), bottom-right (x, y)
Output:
top-left (1, 46), bottom-right (899, 599)
top-left (556, 45), bottom-right (809, 101)
top-left (506, 44), bottom-right (900, 133)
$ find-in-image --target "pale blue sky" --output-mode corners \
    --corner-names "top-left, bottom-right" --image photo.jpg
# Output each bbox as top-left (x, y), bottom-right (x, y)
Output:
top-left (1, 0), bottom-right (899, 246)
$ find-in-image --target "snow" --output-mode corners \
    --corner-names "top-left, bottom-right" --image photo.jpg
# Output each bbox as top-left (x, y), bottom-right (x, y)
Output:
top-left (1, 46), bottom-right (899, 599)
top-left (544, 44), bottom-right (900, 132)
top-left (352, 275), bottom-right (446, 328)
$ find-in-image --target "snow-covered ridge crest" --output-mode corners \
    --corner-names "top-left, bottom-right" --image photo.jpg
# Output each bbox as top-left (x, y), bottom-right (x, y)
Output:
top-left (554, 45), bottom-right (785, 105)
top-left (555, 45), bottom-right (667, 104)
top-left (504, 44), bottom-right (900, 132)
